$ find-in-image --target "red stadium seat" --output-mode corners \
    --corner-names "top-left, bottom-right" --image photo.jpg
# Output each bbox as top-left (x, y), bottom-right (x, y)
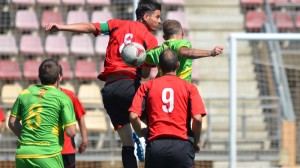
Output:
top-left (12, 0), bottom-right (35, 6)
top-left (74, 60), bottom-right (98, 80)
top-left (240, 0), bottom-right (263, 7)
top-left (295, 12), bottom-right (300, 29)
top-left (70, 35), bottom-right (94, 57)
top-left (45, 35), bottom-right (69, 55)
top-left (87, 0), bottom-right (110, 6)
top-left (272, 12), bottom-right (294, 31)
top-left (91, 11), bottom-right (113, 23)
top-left (166, 11), bottom-right (189, 32)
top-left (20, 35), bottom-right (44, 56)
top-left (15, 10), bottom-right (39, 31)
top-left (37, 0), bottom-right (60, 6)
top-left (245, 10), bottom-right (266, 32)
top-left (274, 0), bottom-right (288, 4)
top-left (23, 60), bottom-right (41, 80)
top-left (161, 0), bottom-right (184, 6)
top-left (0, 60), bottom-right (21, 80)
top-left (62, 0), bottom-right (85, 6)
top-left (59, 61), bottom-right (73, 80)
top-left (67, 10), bottom-right (89, 24)
top-left (0, 35), bottom-right (18, 55)
top-left (41, 10), bottom-right (63, 27)
top-left (290, 0), bottom-right (300, 3)
top-left (95, 35), bottom-right (109, 56)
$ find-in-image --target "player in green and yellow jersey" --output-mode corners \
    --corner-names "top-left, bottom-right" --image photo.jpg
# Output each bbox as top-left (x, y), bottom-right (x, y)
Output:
top-left (144, 19), bottom-right (224, 82)
top-left (8, 59), bottom-right (77, 168)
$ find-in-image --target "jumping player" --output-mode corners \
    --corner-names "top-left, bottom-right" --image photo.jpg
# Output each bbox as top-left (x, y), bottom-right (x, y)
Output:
top-left (129, 49), bottom-right (206, 168)
top-left (44, 1), bottom-right (161, 167)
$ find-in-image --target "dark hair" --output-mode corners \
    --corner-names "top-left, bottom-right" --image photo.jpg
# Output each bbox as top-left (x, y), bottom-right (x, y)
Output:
top-left (163, 20), bottom-right (182, 39)
top-left (38, 58), bottom-right (61, 85)
top-left (135, 0), bottom-right (161, 20)
top-left (159, 49), bottom-right (178, 73)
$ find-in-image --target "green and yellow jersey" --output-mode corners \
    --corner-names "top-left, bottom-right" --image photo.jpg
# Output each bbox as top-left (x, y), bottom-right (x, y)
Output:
top-left (145, 39), bottom-right (192, 82)
top-left (11, 85), bottom-right (76, 159)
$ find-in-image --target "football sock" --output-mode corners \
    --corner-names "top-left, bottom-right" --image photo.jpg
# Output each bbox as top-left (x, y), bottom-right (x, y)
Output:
top-left (122, 146), bottom-right (138, 168)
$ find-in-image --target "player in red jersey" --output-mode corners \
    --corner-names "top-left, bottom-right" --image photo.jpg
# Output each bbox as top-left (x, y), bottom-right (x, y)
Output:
top-left (58, 66), bottom-right (88, 168)
top-left (0, 108), bottom-right (5, 132)
top-left (129, 49), bottom-right (206, 168)
top-left (44, 1), bottom-right (161, 167)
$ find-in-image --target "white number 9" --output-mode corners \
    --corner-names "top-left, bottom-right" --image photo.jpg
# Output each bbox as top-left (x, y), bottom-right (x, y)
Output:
top-left (162, 88), bottom-right (174, 113)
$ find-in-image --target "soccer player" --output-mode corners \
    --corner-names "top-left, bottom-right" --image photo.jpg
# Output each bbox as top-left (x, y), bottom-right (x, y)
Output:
top-left (44, 1), bottom-right (161, 167)
top-left (58, 66), bottom-right (88, 168)
top-left (0, 108), bottom-right (5, 132)
top-left (144, 19), bottom-right (224, 82)
top-left (129, 49), bottom-right (206, 168)
top-left (8, 59), bottom-right (77, 168)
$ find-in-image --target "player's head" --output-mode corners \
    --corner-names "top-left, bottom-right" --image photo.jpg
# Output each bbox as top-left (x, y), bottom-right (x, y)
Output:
top-left (163, 19), bottom-right (183, 40)
top-left (159, 49), bottom-right (179, 73)
top-left (38, 58), bottom-right (61, 85)
top-left (135, 0), bottom-right (161, 31)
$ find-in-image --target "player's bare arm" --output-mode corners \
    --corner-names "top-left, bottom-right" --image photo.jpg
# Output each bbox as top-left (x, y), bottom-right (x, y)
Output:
top-left (8, 116), bottom-right (22, 138)
top-left (192, 114), bottom-right (203, 152)
top-left (44, 22), bottom-right (98, 34)
top-left (65, 124), bottom-right (77, 138)
top-left (78, 117), bottom-right (88, 153)
top-left (129, 112), bottom-right (143, 137)
top-left (179, 45), bottom-right (224, 59)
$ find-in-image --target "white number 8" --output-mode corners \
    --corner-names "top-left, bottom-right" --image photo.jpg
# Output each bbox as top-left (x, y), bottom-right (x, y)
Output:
top-left (162, 88), bottom-right (174, 113)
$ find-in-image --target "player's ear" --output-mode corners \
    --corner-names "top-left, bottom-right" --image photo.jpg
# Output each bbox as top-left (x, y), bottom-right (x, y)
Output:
top-left (177, 61), bottom-right (180, 68)
top-left (163, 34), bottom-right (167, 40)
top-left (58, 74), bottom-right (63, 82)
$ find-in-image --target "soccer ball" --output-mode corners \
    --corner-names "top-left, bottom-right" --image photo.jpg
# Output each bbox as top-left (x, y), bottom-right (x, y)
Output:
top-left (121, 42), bottom-right (146, 67)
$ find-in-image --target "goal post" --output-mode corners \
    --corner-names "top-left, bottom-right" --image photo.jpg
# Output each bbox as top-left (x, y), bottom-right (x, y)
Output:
top-left (228, 33), bottom-right (300, 168)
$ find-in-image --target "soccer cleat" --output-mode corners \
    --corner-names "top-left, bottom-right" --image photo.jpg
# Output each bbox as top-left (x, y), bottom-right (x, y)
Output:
top-left (132, 132), bottom-right (145, 162)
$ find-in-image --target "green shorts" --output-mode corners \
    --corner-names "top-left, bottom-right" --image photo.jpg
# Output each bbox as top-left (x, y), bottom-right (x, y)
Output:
top-left (16, 154), bottom-right (64, 168)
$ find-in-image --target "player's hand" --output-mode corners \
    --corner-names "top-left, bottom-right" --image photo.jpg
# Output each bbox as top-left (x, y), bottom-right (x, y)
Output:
top-left (141, 127), bottom-right (149, 137)
top-left (193, 144), bottom-right (200, 152)
top-left (78, 139), bottom-right (88, 153)
top-left (210, 46), bottom-right (224, 57)
top-left (44, 23), bottom-right (61, 32)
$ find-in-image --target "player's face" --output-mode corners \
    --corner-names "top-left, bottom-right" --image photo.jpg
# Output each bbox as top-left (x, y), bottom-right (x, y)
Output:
top-left (144, 10), bottom-right (161, 31)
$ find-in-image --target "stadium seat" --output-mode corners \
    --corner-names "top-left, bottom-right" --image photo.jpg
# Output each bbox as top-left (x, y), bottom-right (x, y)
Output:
top-left (70, 35), bottom-right (94, 57)
top-left (12, 0), bottom-right (35, 6)
top-left (161, 0), bottom-right (184, 7)
top-left (45, 35), bottom-right (69, 56)
top-left (95, 35), bottom-right (109, 56)
top-left (20, 35), bottom-right (44, 56)
top-left (67, 10), bottom-right (89, 24)
top-left (245, 10), bottom-right (266, 32)
top-left (156, 36), bottom-right (165, 45)
top-left (0, 12), bottom-right (11, 33)
top-left (272, 12), bottom-right (294, 31)
top-left (37, 0), bottom-right (60, 6)
top-left (240, 0), bottom-right (263, 7)
top-left (15, 10), bottom-right (39, 31)
top-left (59, 82), bottom-right (75, 93)
top-left (91, 11), bottom-right (113, 23)
top-left (296, 12), bottom-right (300, 29)
top-left (78, 82), bottom-right (102, 106)
top-left (99, 60), bottom-right (104, 73)
top-left (86, 0), bottom-right (110, 6)
top-left (59, 61), bottom-right (73, 80)
top-left (0, 60), bottom-right (22, 80)
top-left (62, 0), bottom-right (85, 6)
top-left (41, 10), bottom-right (63, 27)
top-left (74, 60), bottom-right (98, 80)
top-left (166, 11), bottom-right (189, 32)
top-left (191, 63), bottom-right (200, 84)
top-left (290, 0), bottom-right (300, 3)
top-left (0, 34), bottom-right (18, 55)
top-left (1, 83), bottom-right (23, 105)
top-left (23, 60), bottom-right (41, 80)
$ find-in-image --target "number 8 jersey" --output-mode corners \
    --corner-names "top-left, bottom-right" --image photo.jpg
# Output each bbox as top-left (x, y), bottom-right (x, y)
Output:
top-left (129, 75), bottom-right (206, 142)
top-left (10, 85), bottom-right (77, 159)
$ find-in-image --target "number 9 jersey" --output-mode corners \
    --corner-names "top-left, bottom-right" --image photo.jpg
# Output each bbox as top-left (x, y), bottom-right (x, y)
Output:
top-left (129, 75), bottom-right (206, 142)
top-left (10, 85), bottom-right (77, 159)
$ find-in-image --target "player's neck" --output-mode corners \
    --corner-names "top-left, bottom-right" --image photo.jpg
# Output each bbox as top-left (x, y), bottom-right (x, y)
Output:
top-left (163, 72), bottom-right (176, 76)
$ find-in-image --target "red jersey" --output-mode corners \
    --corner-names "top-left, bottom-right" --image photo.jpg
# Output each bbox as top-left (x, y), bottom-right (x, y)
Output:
top-left (93, 19), bottom-right (158, 80)
top-left (129, 75), bottom-right (206, 141)
top-left (0, 108), bottom-right (5, 122)
top-left (61, 88), bottom-right (86, 154)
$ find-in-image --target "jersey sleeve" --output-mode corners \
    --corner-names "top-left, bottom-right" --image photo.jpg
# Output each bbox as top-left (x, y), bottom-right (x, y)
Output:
top-left (92, 22), bottom-right (110, 37)
top-left (145, 46), bottom-right (163, 67)
top-left (0, 109), bottom-right (5, 122)
top-left (10, 96), bottom-right (22, 119)
top-left (173, 39), bottom-right (192, 56)
top-left (129, 83), bottom-right (149, 116)
top-left (61, 98), bottom-right (77, 127)
top-left (189, 84), bottom-right (206, 117)
top-left (71, 95), bottom-right (86, 120)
